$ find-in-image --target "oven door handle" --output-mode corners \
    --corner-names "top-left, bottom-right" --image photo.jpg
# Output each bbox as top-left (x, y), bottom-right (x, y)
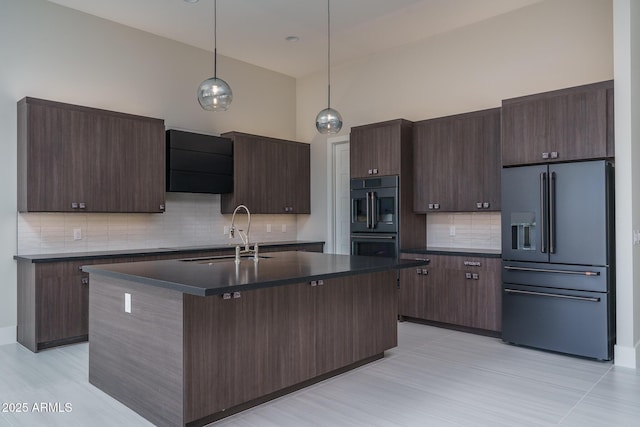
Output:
top-left (368, 191), bottom-right (377, 229)
top-left (351, 234), bottom-right (396, 240)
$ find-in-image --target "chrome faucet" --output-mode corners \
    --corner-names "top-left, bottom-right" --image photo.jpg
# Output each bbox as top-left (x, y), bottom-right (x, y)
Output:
top-left (229, 204), bottom-right (259, 262)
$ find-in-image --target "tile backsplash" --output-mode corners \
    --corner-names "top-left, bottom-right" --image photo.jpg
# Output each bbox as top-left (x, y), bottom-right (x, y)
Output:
top-left (426, 212), bottom-right (501, 250)
top-left (17, 193), bottom-right (298, 255)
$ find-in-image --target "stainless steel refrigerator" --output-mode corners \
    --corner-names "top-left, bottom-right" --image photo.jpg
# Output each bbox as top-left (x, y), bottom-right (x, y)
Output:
top-left (501, 160), bottom-right (615, 360)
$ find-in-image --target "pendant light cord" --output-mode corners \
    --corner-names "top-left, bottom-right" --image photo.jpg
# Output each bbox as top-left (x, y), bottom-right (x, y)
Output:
top-left (214, 0), bottom-right (218, 78)
top-left (327, 0), bottom-right (331, 109)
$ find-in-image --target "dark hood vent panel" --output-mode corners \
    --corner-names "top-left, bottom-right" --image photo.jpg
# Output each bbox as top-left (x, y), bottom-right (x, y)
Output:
top-left (166, 129), bottom-right (233, 194)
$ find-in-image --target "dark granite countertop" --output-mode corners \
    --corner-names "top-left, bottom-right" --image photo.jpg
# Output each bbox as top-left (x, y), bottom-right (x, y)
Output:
top-left (401, 247), bottom-right (502, 258)
top-left (13, 241), bottom-right (324, 263)
top-left (82, 251), bottom-right (428, 296)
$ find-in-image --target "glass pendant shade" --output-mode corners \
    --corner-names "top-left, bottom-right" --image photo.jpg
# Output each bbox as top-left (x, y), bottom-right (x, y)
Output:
top-left (315, 107), bottom-right (343, 134)
top-left (197, 77), bottom-right (233, 111)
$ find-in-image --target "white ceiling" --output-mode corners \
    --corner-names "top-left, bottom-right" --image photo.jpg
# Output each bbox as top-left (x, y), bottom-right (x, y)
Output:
top-left (46, 0), bottom-right (542, 78)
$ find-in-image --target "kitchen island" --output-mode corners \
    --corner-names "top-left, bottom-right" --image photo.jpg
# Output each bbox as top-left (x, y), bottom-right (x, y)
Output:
top-left (83, 251), bottom-right (427, 427)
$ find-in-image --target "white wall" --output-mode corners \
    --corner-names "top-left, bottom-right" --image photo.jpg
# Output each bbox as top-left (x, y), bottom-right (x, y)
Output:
top-left (0, 0), bottom-right (298, 337)
top-left (296, 0), bottom-right (613, 244)
top-left (613, 0), bottom-right (640, 368)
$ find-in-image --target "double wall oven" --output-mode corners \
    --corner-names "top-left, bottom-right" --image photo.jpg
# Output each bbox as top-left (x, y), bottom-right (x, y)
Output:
top-left (350, 176), bottom-right (399, 257)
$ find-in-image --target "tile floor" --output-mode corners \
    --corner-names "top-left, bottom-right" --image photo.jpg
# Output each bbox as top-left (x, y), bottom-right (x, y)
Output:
top-left (1, 322), bottom-right (638, 426)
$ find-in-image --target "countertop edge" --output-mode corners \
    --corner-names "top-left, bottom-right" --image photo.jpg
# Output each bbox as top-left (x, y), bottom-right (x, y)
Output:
top-left (14, 241), bottom-right (325, 263)
top-left (400, 248), bottom-right (502, 258)
top-left (83, 255), bottom-right (428, 297)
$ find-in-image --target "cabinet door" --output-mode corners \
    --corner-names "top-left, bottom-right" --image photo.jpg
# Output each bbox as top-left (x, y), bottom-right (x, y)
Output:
top-left (221, 133), bottom-right (310, 214)
top-left (36, 262), bottom-right (89, 345)
top-left (121, 118), bottom-right (166, 212)
top-left (19, 98), bottom-right (165, 213)
top-left (23, 104), bottom-right (95, 212)
top-left (547, 87), bottom-right (608, 162)
top-left (399, 267), bottom-right (425, 319)
top-left (444, 256), bottom-right (502, 332)
top-left (501, 98), bottom-right (549, 166)
top-left (454, 114), bottom-right (484, 211)
top-left (350, 122), bottom-right (401, 178)
top-left (480, 110), bottom-right (502, 211)
top-left (413, 118), bottom-right (454, 212)
top-left (502, 81), bottom-right (612, 166)
top-left (284, 142), bottom-right (310, 213)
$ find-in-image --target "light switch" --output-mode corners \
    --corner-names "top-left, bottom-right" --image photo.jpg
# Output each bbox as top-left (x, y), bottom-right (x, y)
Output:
top-left (281, 224), bottom-right (287, 233)
top-left (73, 228), bottom-right (82, 240)
top-left (223, 225), bottom-right (230, 235)
top-left (449, 226), bottom-right (456, 237)
top-left (125, 293), bottom-right (131, 313)
top-left (267, 224), bottom-right (272, 233)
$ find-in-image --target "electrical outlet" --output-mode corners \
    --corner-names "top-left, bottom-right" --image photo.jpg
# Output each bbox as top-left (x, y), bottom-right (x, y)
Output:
top-left (223, 225), bottom-right (229, 235)
top-left (449, 226), bottom-right (456, 237)
top-left (124, 293), bottom-right (131, 313)
top-left (266, 224), bottom-right (272, 233)
top-left (73, 228), bottom-right (82, 240)
top-left (634, 230), bottom-right (640, 245)
top-left (281, 224), bottom-right (287, 233)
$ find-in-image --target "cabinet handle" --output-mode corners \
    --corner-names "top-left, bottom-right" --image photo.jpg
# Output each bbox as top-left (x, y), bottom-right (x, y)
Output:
top-left (433, 203), bottom-right (440, 210)
top-left (159, 204), bottom-right (165, 211)
top-left (550, 151), bottom-right (559, 159)
top-left (428, 203), bottom-right (434, 210)
top-left (318, 280), bottom-right (324, 286)
top-left (368, 169), bottom-right (373, 175)
top-left (465, 273), bottom-right (472, 279)
top-left (483, 202), bottom-right (490, 209)
top-left (542, 152), bottom-right (550, 159)
top-left (463, 261), bottom-right (481, 267)
top-left (71, 202), bottom-right (79, 209)
top-left (79, 202), bottom-right (86, 209)
top-left (81, 277), bottom-right (89, 285)
top-left (310, 280), bottom-right (317, 287)
top-left (373, 168), bottom-right (378, 174)
top-left (233, 291), bottom-right (241, 299)
top-left (472, 273), bottom-right (479, 280)
top-left (476, 202), bottom-right (482, 209)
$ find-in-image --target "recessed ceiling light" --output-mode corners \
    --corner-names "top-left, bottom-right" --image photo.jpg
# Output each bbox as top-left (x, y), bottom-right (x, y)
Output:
top-left (285, 36), bottom-right (300, 42)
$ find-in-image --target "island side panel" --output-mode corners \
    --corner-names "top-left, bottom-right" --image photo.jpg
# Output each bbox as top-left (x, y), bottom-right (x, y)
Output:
top-left (89, 275), bottom-right (184, 427)
top-left (183, 282), bottom-right (316, 423)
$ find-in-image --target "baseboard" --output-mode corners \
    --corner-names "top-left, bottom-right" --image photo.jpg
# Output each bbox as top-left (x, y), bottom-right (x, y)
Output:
top-left (0, 325), bottom-right (17, 346)
top-left (614, 342), bottom-right (639, 368)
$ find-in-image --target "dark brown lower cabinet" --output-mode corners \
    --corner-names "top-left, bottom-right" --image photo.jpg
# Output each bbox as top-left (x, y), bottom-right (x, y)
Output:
top-left (88, 270), bottom-right (397, 426)
top-left (16, 243), bottom-right (323, 352)
top-left (399, 253), bottom-right (501, 333)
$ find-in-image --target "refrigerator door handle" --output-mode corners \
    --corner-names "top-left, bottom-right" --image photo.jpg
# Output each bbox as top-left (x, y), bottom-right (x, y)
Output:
top-left (504, 266), bottom-right (601, 276)
top-left (540, 172), bottom-right (548, 253)
top-left (504, 288), bottom-right (601, 303)
top-left (549, 171), bottom-right (557, 254)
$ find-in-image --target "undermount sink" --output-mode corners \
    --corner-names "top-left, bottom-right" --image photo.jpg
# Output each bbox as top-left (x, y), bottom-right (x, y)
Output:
top-left (179, 255), bottom-right (271, 265)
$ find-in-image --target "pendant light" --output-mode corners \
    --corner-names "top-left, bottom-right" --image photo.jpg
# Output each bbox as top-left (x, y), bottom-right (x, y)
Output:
top-left (197, 0), bottom-right (232, 111)
top-left (315, 0), bottom-right (342, 134)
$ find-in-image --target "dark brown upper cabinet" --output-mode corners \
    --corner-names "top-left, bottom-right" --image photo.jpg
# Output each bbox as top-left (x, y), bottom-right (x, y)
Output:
top-left (349, 119), bottom-right (413, 178)
top-left (17, 97), bottom-right (166, 213)
top-left (413, 108), bottom-right (501, 212)
top-left (502, 80), bottom-right (614, 166)
top-left (221, 132), bottom-right (310, 214)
